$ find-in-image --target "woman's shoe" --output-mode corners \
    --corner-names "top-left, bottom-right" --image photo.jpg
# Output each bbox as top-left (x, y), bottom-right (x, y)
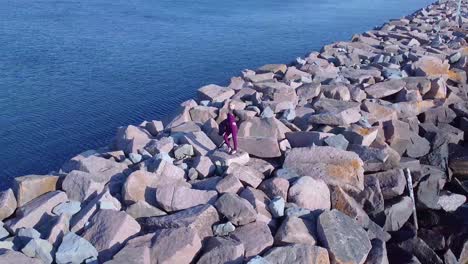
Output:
top-left (230, 150), bottom-right (237, 155)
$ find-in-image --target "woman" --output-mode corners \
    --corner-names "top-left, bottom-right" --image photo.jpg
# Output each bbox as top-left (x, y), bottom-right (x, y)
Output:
top-left (220, 102), bottom-right (238, 155)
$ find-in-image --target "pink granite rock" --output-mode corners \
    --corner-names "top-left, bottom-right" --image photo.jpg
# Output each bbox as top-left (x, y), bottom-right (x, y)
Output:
top-left (14, 175), bottom-right (59, 207)
top-left (140, 204), bottom-right (219, 241)
top-left (0, 189), bottom-right (17, 221)
top-left (275, 216), bottom-right (316, 246)
top-left (113, 125), bottom-right (152, 154)
top-left (192, 156), bottom-right (216, 178)
top-left (230, 222), bottom-right (273, 259)
top-left (197, 236), bottom-right (244, 264)
top-left (82, 210), bottom-right (141, 262)
top-left (240, 187), bottom-right (273, 226)
top-left (225, 163), bottom-right (264, 188)
top-left (155, 185), bottom-right (217, 212)
top-left (62, 170), bottom-right (105, 203)
top-left (215, 174), bottom-right (244, 194)
top-left (288, 176), bottom-right (331, 211)
top-left (150, 227), bottom-right (202, 264)
top-left (104, 233), bottom-right (152, 264)
top-left (259, 178), bottom-right (290, 200)
top-left (0, 249), bottom-right (44, 263)
top-left (6, 191), bottom-right (68, 233)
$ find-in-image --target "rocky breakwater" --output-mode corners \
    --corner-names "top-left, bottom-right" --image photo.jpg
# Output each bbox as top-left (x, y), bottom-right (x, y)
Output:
top-left (1, 0), bottom-right (468, 263)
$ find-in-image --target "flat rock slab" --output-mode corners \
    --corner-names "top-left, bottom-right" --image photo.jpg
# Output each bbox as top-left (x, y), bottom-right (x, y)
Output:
top-left (284, 146), bottom-right (365, 191)
top-left (365, 79), bottom-right (405, 98)
top-left (139, 204), bottom-right (219, 241)
top-left (6, 191), bottom-right (68, 233)
top-left (155, 185), bottom-right (217, 212)
top-left (181, 131), bottom-right (217, 156)
top-left (317, 209), bottom-right (371, 264)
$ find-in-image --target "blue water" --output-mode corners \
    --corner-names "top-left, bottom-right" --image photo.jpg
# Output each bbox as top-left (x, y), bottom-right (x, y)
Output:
top-left (0, 0), bottom-right (433, 189)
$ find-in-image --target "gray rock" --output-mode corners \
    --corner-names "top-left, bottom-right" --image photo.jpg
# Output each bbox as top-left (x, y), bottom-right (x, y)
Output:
top-left (365, 79), bottom-right (405, 98)
top-left (197, 236), bottom-right (244, 264)
top-left (368, 169), bottom-right (406, 200)
top-left (324, 134), bottom-right (349, 150)
top-left (0, 189), bottom-right (17, 221)
top-left (128, 153), bottom-right (142, 164)
top-left (268, 197), bottom-right (285, 218)
top-left (21, 238), bottom-right (53, 264)
top-left (53, 201), bottom-right (81, 217)
top-left (247, 256), bottom-right (272, 264)
top-left (56, 232), bottom-right (99, 264)
top-left (213, 222), bottom-right (236, 236)
top-left (174, 144), bottom-right (194, 160)
top-left (317, 209), bottom-right (371, 264)
top-left (377, 196), bottom-right (413, 232)
top-left (215, 193), bottom-right (257, 226)
top-left (437, 192), bottom-right (466, 212)
top-left (364, 239), bottom-right (389, 264)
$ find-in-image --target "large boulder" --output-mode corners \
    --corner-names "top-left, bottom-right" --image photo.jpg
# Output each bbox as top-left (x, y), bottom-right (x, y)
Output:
top-left (240, 187), bottom-right (273, 225)
top-left (0, 189), bottom-right (17, 220)
top-left (180, 131), bottom-right (217, 156)
top-left (62, 170), bottom-right (105, 203)
top-left (237, 117), bottom-right (282, 158)
top-left (70, 190), bottom-right (121, 233)
top-left (375, 196), bottom-right (413, 232)
top-left (413, 55), bottom-right (450, 78)
top-left (309, 98), bottom-right (361, 126)
top-left (82, 210), bottom-right (141, 262)
top-left (197, 236), bottom-right (244, 264)
top-left (263, 244), bottom-right (330, 264)
top-left (274, 216), bottom-right (316, 246)
top-left (368, 169), bottom-right (406, 200)
top-left (150, 227), bottom-right (201, 264)
top-left (113, 125), bottom-right (152, 154)
top-left (365, 79), bottom-right (405, 99)
top-left (259, 177), bottom-right (290, 200)
top-left (330, 186), bottom-right (369, 227)
top-left (230, 222), bottom-right (273, 259)
top-left (288, 176), bottom-right (330, 212)
top-left (155, 185), bottom-right (217, 212)
top-left (140, 204), bottom-right (219, 241)
top-left (317, 210), bottom-right (371, 264)
top-left (103, 234), bottom-right (152, 264)
top-left (225, 163), bottom-right (265, 188)
top-left (13, 175), bottom-right (59, 207)
top-left (198, 84), bottom-right (235, 103)
top-left (56, 232), bottom-right (99, 264)
top-left (215, 193), bottom-right (257, 226)
top-left (284, 146), bottom-right (365, 191)
top-left (5, 191), bottom-right (68, 233)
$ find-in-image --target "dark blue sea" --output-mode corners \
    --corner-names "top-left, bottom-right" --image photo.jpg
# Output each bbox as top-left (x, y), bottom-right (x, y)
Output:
top-left (0, 0), bottom-right (433, 189)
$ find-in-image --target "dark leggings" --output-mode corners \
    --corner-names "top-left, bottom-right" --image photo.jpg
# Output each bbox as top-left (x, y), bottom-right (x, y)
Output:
top-left (223, 128), bottom-right (238, 151)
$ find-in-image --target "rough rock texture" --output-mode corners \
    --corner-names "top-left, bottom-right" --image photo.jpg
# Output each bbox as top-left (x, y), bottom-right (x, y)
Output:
top-left (82, 210), bottom-right (141, 262)
top-left (284, 146), bottom-right (365, 191)
top-left (317, 210), bottom-right (371, 264)
top-left (14, 175), bottom-right (59, 207)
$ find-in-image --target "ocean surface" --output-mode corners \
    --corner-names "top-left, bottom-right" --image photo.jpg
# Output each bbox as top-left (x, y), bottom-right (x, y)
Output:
top-left (0, 0), bottom-right (433, 189)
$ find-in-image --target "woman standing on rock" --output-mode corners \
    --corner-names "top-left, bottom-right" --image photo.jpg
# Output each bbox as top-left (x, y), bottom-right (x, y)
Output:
top-left (220, 101), bottom-right (238, 155)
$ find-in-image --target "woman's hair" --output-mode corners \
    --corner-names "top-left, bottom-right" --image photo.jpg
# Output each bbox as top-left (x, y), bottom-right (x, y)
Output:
top-left (228, 101), bottom-right (235, 111)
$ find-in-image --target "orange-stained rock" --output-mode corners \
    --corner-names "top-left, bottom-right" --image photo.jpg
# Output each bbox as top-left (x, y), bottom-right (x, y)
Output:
top-left (14, 175), bottom-right (59, 207)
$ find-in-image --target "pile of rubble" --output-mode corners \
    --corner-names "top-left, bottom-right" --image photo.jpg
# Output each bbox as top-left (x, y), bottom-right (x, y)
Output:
top-left (0, 0), bottom-right (467, 263)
